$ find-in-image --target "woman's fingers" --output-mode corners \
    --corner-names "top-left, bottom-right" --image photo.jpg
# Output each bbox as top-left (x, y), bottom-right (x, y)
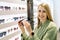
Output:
top-left (22, 20), bottom-right (30, 27)
top-left (18, 21), bottom-right (25, 33)
top-left (22, 20), bottom-right (32, 34)
top-left (18, 20), bottom-right (24, 26)
top-left (18, 20), bottom-right (32, 35)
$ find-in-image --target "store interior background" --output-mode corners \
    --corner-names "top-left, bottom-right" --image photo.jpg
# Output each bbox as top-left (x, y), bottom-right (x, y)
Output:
top-left (0, 0), bottom-right (60, 40)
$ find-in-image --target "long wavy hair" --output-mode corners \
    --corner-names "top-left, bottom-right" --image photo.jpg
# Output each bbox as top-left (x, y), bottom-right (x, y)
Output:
top-left (37, 3), bottom-right (53, 28)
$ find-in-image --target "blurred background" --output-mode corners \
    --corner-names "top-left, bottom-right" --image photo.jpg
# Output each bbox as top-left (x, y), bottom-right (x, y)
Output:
top-left (0, 0), bottom-right (60, 40)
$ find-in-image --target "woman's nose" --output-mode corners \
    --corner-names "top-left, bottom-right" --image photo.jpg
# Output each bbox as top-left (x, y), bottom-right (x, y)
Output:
top-left (40, 12), bottom-right (43, 16)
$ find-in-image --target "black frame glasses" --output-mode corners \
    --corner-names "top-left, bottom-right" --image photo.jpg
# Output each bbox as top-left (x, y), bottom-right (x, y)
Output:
top-left (0, 31), bottom-right (6, 37)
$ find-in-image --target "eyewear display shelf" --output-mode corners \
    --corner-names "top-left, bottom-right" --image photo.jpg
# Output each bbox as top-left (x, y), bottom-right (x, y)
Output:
top-left (0, 21), bottom-right (22, 40)
top-left (0, 0), bottom-right (27, 40)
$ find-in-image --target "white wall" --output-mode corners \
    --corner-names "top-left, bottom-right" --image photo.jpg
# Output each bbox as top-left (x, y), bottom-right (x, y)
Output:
top-left (54, 0), bottom-right (60, 30)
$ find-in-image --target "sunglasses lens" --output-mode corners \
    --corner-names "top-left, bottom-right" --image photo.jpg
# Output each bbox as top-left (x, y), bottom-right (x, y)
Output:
top-left (14, 28), bottom-right (16, 30)
top-left (3, 32), bottom-right (6, 36)
top-left (11, 28), bottom-right (13, 31)
top-left (13, 17), bottom-right (18, 21)
top-left (8, 30), bottom-right (10, 32)
top-left (17, 27), bottom-right (18, 29)
top-left (19, 7), bottom-right (21, 10)
top-left (0, 33), bottom-right (3, 37)
top-left (0, 6), bottom-right (3, 9)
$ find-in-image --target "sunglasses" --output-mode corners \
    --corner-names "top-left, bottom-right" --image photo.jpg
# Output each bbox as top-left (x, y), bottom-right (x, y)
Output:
top-left (13, 16), bottom-right (24, 21)
top-left (8, 27), bottom-right (18, 33)
top-left (0, 19), bottom-right (5, 24)
top-left (14, 27), bottom-right (18, 30)
top-left (5, 6), bottom-right (10, 10)
top-left (0, 6), bottom-right (11, 10)
top-left (19, 7), bottom-right (21, 10)
top-left (0, 31), bottom-right (6, 37)
top-left (0, 6), bottom-right (3, 9)
top-left (0, 6), bottom-right (25, 11)
top-left (19, 7), bottom-right (25, 10)
top-left (38, 10), bottom-right (46, 13)
top-left (19, 16), bottom-right (24, 19)
top-left (13, 17), bottom-right (19, 21)
top-left (22, 8), bottom-right (25, 10)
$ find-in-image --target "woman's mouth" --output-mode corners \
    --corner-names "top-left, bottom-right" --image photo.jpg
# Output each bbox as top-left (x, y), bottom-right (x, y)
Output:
top-left (40, 16), bottom-right (44, 18)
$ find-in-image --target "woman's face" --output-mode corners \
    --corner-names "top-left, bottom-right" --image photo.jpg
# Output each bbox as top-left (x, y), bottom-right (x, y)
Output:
top-left (38, 6), bottom-right (47, 22)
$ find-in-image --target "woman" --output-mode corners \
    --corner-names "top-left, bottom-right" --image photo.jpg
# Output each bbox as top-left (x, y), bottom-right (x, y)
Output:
top-left (18, 3), bottom-right (57, 40)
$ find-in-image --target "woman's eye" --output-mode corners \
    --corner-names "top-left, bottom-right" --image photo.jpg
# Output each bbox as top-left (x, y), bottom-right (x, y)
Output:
top-left (43, 10), bottom-right (46, 13)
top-left (38, 10), bottom-right (46, 12)
top-left (38, 10), bottom-right (41, 12)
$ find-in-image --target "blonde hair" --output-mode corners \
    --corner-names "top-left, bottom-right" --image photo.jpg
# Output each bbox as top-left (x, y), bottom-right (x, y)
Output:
top-left (37, 3), bottom-right (53, 28)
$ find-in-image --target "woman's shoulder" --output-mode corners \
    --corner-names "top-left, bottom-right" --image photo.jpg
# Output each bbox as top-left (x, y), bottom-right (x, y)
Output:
top-left (50, 21), bottom-right (56, 27)
top-left (47, 21), bottom-right (57, 29)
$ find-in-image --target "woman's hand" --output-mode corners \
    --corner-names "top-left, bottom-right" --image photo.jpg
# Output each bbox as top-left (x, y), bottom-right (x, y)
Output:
top-left (18, 20), bottom-right (25, 33)
top-left (22, 20), bottom-right (32, 35)
top-left (18, 20), bottom-right (33, 36)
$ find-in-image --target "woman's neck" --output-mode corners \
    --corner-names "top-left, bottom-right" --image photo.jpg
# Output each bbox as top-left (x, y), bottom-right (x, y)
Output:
top-left (41, 19), bottom-right (47, 24)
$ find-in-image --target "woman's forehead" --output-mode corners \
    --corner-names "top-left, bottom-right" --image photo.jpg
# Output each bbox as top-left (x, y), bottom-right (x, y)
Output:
top-left (38, 6), bottom-right (46, 11)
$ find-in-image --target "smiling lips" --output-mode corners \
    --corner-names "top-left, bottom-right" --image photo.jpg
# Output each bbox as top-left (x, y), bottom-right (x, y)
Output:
top-left (41, 16), bottom-right (45, 18)
top-left (39, 15), bottom-right (45, 18)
